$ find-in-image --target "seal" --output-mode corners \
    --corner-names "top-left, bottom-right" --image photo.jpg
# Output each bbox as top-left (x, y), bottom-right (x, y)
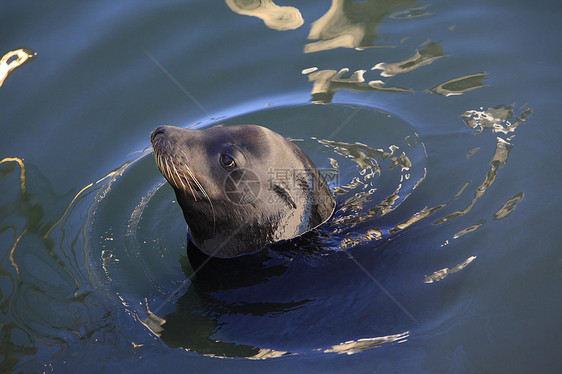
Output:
top-left (150, 124), bottom-right (336, 258)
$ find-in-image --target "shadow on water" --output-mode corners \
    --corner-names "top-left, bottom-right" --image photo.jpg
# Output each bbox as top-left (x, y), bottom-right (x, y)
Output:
top-left (154, 230), bottom-right (413, 358)
top-left (157, 241), bottom-right (294, 358)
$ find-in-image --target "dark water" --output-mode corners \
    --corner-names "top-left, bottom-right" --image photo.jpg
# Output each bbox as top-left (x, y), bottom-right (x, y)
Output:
top-left (1, 0), bottom-right (561, 372)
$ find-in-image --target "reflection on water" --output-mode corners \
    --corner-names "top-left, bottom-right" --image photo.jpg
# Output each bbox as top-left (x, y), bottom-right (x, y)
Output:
top-left (315, 131), bottom-right (427, 248)
top-left (298, 0), bottom-right (489, 103)
top-left (303, 68), bottom-right (368, 104)
top-left (0, 157), bottom-right (98, 372)
top-left (305, 0), bottom-right (418, 53)
top-left (428, 72), bottom-right (488, 96)
top-left (433, 105), bottom-right (531, 225)
top-left (466, 147), bottom-right (480, 159)
top-left (461, 104), bottom-right (531, 135)
top-left (225, 0), bottom-right (303, 31)
top-left (433, 137), bottom-right (512, 225)
top-left (390, 4), bottom-right (432, 20)
top-left (494, 191), bottom-right (524, 220)
top-left (322, 331), bottom-right (409, 355)
top-left (0, 157), bottom-right (26, 193)
top-left (0, 48), bottom-right (36, 88)
top-left (372, 41), bottom-right (447, 77)
top-left (314, 101), bottom-right (533, 282)
top-left (453, 220), bottom-right (486, 239)
top-left (302, 41), bottom-right (486, 102)
top-left (423, 256), bottom-right (477, 283)
top-left (302, 67), bottom-right (412, 104)
top-left (0, 158), bottom-right (27, 278)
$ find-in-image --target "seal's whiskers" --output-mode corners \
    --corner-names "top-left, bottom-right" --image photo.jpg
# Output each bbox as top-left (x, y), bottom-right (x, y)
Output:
top-left (154, 149), bottom-right (194, 198)
top-left (153, 146), bottom-right (216, 233)
top-left (181, 150), bottom-right (217, 233)
top-left (171, 161), bottom-right (194, 199)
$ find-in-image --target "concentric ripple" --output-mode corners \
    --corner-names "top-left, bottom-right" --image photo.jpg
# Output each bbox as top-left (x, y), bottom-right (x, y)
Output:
top-left (78, 100), bottom-right (429, 357)
top-left (66, 98), bottom-right (530, 358)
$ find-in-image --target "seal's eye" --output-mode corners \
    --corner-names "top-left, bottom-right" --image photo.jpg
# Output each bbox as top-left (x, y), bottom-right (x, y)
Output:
top-left (220, 153), bottom-right (236, 169)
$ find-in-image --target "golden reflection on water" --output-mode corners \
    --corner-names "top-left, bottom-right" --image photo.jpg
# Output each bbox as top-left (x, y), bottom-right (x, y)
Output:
top-left (319, 139), bottom-right (388, 176)
top-left (0, 158), bottom-right (27, 278)
top-left (389, 204), bottom-right (445, 235)
top-left (394, 104), bottom-right (531, 286)
top-left (316, 138), bottom-right (426, 242)
top-left (302, 67), bottom-right (412, 104)
top-left (225, 0), bottom-right (303, 31)
top-left (255, 0), bottom-right (445, 102)
top-left (224, 0), bottom-right (489, 104)
top-left (0, 157), bottom-right (27, 193)
top-left (303, 68), bottom-right (371, 104)
top-left (461, 105), bottom-right (532, 135)
top-left (433, 137), bottom-right (513, 225)
top-left (370, 104), bottom-right (532, 244)
top-left (433, 105), bottom-right (531, 226)
top-left (423, 256), bottom-right (476, 283)
top-left (321, 331), bottom-right (409, 355)
top-left (0, 48), bottom-right (36, 88)
top-left (299, 2), bottom-right (438, 102)
top-left (390, 4), bottom-right (433, 20)
top-left (8, 229), bottom-right (27, 280)
top-left (338, 102), bottom-right (533, 271)
top-left (301, 40), bottom-right (487, 102)
top-left (339, 229), bottom-right (383, 250)
top-left (494, 191), bottom-right (524, 220)
top-left (0, 155), bottom-right (90, 354)
top-left (244, 349), bottom-right (290, 360)
top-left (453, 220), bottom-right (486, 239)
top-left (372, 41), bottom-right (446, 77)
top-left (466, 147), bottom-right (480, 159)
top-left (428, 72), bottom-right (487, 96)
top-left (305, 0), bottom-right (417, 53)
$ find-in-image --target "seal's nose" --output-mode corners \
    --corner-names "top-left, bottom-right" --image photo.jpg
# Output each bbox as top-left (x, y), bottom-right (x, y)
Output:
top-left (150, 126), bottom-right (166, 143)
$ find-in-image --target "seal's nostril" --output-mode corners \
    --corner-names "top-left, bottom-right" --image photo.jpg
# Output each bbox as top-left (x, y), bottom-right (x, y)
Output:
top-left (150, 126), bottom-right (166, 143)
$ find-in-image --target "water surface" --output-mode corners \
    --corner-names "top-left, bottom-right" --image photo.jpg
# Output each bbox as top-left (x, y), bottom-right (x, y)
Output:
top-left (1, 0), bottom-right (561, 372)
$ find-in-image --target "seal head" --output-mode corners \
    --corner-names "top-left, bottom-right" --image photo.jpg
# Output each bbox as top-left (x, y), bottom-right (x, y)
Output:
top-left (151, 124), bottom-right (335, 258)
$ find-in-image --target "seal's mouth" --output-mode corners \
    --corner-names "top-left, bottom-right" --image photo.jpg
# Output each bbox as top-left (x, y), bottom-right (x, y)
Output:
top-left (150, 127), bottom-right (207, 200)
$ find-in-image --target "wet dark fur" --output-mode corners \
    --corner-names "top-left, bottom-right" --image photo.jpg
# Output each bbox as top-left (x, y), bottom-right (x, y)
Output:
top-left (151, 124), bottom-right (335, 258)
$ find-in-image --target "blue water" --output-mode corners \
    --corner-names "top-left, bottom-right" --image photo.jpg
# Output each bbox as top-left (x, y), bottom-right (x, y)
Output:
top-left (1, 0), bottom-right (561, 372)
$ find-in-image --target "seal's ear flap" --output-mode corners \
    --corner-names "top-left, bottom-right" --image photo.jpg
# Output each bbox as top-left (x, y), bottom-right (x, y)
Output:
top-left (272, 185), bottom-right (297, 209)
